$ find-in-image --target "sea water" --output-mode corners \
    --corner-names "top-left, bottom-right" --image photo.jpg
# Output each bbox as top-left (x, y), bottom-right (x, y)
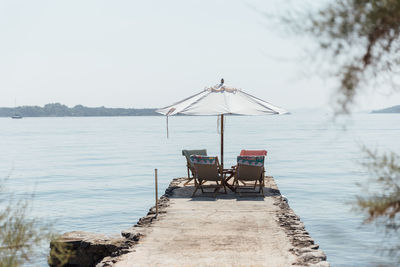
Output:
top-left (0, 114), bottom-right (399, 266)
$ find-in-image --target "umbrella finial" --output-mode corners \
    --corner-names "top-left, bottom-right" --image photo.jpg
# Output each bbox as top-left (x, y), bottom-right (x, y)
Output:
top-left (221, 78), bottom-right (224, 85)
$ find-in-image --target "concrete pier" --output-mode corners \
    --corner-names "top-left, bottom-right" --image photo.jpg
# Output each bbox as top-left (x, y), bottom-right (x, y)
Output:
top-left (98, 177), bottom-right (329, 267)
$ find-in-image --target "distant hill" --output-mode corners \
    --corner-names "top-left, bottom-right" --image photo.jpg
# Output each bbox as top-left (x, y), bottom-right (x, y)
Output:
top-left (0, 103), bottom-right (161, 117)
top-left (371, 105), bottom-right (400, 113)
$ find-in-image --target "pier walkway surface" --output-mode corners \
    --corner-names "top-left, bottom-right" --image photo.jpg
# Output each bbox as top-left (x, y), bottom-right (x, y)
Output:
top-left (112, 177), bottom-right (329, 267)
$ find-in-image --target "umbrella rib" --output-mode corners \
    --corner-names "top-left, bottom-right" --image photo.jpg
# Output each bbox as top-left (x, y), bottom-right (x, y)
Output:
top-left (179, 91), bottom-right (212, 114)
top-left (240, 91), bottom-right (282, 114)
top-left (157, 90), bottom-right (206, 112)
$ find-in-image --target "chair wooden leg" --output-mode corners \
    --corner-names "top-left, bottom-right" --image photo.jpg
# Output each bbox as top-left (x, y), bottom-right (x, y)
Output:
top-left (213, 182), bottom-right (221, 198)
top-left (191, 186), bottom-right (199, 197)
top-left (258, 176), bottom-right (264, 195)
top-left (192, 177), bottom-right (199, 197)
top-left (184, 177), bottom-right (194, 186)
top-left (261, 174), bottom-right (265, 192)
top-left (184, 167), bottom-right (193, 186)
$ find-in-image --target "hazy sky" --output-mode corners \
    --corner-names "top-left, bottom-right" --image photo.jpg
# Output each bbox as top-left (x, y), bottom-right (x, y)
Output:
top-left (1, 0), bottom-right (399, 111)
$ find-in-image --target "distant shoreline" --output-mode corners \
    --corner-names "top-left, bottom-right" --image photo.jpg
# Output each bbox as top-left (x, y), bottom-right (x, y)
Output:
top-left (1, 115), bottom-right (163, 118)
top-left (371, 105), bottom-right (400, 113)
top-left (0, 103), bottom-right (162, 117)
top-left (3, 102), bottom-right (399, 117)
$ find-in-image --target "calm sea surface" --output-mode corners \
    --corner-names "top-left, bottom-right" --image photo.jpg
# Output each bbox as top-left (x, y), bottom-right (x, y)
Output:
top-left (1, 114), bottom-right (399, 266)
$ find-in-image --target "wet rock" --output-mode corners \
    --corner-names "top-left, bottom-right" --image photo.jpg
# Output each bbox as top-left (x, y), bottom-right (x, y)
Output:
top-left (299, 250), bottom-right (326, 261)
top-left (309, 261), bottom-right (331, 267)
top-left (298, 247), bottom-right (313, 254)
top-left (297, 250), bottom-right (327, 266)
top-left (121, 228), bottom-right (143, 241)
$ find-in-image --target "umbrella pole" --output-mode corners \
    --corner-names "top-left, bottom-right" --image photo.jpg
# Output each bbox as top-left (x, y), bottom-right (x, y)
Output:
top-left (221, 114), bottom-right (224, 170)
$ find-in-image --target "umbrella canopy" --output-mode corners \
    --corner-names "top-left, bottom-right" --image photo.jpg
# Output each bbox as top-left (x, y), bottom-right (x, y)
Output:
top-left (156, 79), bottom-right (288, 168)
top-left (157, 79), bottom-right (287, 116)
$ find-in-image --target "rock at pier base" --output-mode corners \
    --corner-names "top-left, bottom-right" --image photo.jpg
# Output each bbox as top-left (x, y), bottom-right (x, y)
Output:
top-left (49, 231), bottom-right (131, 267)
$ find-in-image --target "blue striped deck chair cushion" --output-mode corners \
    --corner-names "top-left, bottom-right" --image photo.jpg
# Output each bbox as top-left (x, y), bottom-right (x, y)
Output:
top-left (190, 155), bottom-right (217, 165)
top-left (237, 156), bottom-right (264, 166)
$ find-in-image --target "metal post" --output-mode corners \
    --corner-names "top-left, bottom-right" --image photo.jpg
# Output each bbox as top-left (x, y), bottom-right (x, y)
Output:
top-left (221, 114), bottom-right (224, 170)
top-left (155, 169), bottom-right (158, 217)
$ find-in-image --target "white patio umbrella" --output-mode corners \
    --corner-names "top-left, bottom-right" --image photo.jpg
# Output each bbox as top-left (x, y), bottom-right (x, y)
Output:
top-left (156, 79), bottom-right (288, 169)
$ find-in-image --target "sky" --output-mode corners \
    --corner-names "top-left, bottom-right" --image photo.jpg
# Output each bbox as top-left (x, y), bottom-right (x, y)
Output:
top-left (1, 0), bottom-right (400, 111)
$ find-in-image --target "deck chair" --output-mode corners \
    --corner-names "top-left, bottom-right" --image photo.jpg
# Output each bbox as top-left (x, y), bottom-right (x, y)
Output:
top-left (233, 155), bottom-right (265, 195)
top-left (233, 150), bottom-right (267, 186)
top-left (190, 155), bottom-right (227, 197)
top-left (182, 149), bottom-right (207, 186)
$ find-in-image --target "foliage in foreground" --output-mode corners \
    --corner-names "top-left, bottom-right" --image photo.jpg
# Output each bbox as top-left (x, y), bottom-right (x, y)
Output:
top-left (0, 178), bottom-right (49, 266)
top-left (283, 0), bottom-right (400, 114)
top-left (0, 177), bottom-right (73, 267)
top-left (356, 148), bottom-right (400, 258)
top-left (358, 149), bottom-right (400, 224)
top-left (278, 0), bottom-right (400, 262)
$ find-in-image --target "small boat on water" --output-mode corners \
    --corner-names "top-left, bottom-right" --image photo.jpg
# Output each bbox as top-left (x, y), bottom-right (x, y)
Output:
top-left (11, 99), bottom-right (23, 119)
top-left (11, 114), bottom-right (23, 119)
